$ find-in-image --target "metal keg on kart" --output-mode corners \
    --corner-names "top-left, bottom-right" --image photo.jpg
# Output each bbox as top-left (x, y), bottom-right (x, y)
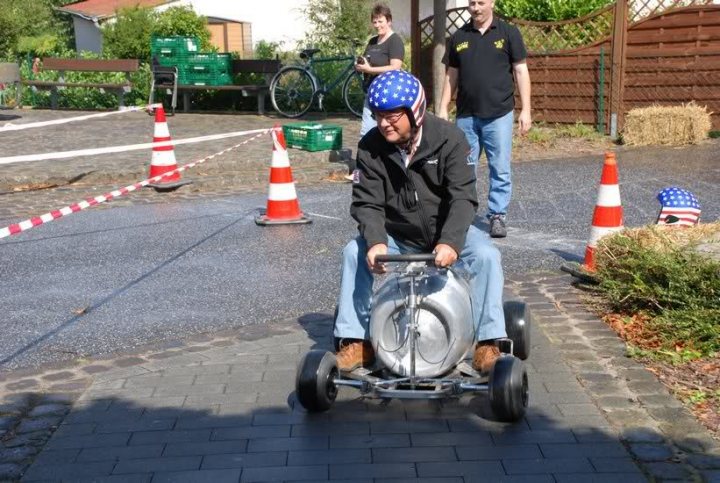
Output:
top-left (295, 254), bottom-right (532, 422)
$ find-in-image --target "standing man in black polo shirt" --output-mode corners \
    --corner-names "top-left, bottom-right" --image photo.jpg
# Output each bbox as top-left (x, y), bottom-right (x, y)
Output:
top-left (439, 0), bottom-right (532, 238)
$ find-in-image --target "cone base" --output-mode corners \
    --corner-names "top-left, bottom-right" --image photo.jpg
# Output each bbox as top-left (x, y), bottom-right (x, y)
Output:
top-left (255, 213), bottom-right (312, 226)
top-left (147, 179), bottom-right (193, 192)
top-left (560, 262), bottom-right (599, 284)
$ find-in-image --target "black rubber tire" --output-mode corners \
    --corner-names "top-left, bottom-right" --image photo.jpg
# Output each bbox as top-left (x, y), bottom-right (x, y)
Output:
top-left (295, 350), bottom-right (338, 412)
top-left (270, 67), bottom-right (315, 118)
top-left (488, 355), bottom-right (528, 422)
top-left (503, 300), bottom-right (531, 360)
top-left (342, 72), bottom-right (364, 118)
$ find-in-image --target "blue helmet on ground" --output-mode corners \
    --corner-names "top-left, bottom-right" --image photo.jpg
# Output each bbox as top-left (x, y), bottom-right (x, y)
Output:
top-left (367, 70), bottom-right (426, 128)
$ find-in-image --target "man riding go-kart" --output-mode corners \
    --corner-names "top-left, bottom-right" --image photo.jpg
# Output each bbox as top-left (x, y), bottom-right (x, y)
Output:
top-left (295, 70), bottom-right (530, 421)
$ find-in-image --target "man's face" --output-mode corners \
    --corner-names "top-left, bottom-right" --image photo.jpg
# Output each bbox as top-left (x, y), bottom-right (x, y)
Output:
top-left (375, 109), bottom-right (412, 144)
top-left (468, 0), bottom-right (494, 24)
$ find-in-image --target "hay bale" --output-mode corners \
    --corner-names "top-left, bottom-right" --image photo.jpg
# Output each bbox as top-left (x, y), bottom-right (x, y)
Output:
top-left (595, 222), bottom-right (720, 260)
top-left (622, 102), bottom-right (711, 146)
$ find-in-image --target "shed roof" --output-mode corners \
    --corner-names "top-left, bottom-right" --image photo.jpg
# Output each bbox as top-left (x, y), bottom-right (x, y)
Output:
top-left (58, 0), bottom-right (177, 20)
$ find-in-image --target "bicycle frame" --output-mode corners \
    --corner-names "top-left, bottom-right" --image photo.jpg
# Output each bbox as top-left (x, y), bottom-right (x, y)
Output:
top-left (305, 54), bottom-right (357, 96)
top-left (270, 39), bottom-right (365, 118)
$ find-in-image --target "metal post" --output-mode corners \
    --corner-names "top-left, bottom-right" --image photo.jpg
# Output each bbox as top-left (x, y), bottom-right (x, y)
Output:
top-left (609, 0), bottom-right (628, 140)
top-left (411, 0), bottom-right (420, 77)
top-left (408, 274), bottom-right (417, 387)
top-left (598, 46), bottom-right (605, 134)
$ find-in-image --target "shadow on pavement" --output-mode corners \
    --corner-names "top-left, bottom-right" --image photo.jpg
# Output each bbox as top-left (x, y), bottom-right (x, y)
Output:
top-left (549, 248), bottom-right (584, 264)
top-left (16, 388), bottom-right (653, 482)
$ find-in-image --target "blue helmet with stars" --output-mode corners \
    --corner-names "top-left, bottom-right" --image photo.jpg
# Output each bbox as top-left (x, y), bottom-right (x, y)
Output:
top-left (367, 70), bottom-right (426, 128)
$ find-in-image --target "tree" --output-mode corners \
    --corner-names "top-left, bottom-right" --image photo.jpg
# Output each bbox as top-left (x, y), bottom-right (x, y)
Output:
top-left (0, 0), bottom-right (74, 58)
top-left (301, 0), bottom-right (373, 53)
top-left (495, 0), bottom-right (614, 21)
top-left (102, 6), bottom-right (157, 60)
top-left (153, 6), bottom-right (212, 51)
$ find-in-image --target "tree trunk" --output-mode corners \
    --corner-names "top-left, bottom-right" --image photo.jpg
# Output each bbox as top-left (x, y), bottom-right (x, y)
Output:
top-left (432, 0), bottom-right (446, 113)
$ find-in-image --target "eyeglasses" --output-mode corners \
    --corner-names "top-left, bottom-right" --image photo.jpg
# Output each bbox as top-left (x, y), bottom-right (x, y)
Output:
top-left (372, 110), bottom-right (405, 124)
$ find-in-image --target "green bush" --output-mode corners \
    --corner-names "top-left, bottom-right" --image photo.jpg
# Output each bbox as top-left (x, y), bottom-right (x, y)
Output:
top-left (103, 5), bottom-right (211, 63)
top-left (301, 0), bottom-right (372, 54)
top-left (595, 228), bottom-right (720, 359)
top-left (103, 6), bottom-right (157, 61)
top-left (0, 0), bottom-right (73, 58)
top-left (496, 0), bottom-right (613, 21)
top-left (153, 6), bottom-right (212, 52)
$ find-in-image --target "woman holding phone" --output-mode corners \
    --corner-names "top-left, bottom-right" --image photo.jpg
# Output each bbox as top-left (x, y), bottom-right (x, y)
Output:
top-left (344, 3), bottom-right (405, 181)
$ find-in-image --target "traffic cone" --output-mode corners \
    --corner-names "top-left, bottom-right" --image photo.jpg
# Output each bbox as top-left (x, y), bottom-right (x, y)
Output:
top-left (583, 151), bottom-right (624, 271)
top-left (255, 126), bottom-right (311, 226)
top-left (147, 105), bottom-right (190, 191)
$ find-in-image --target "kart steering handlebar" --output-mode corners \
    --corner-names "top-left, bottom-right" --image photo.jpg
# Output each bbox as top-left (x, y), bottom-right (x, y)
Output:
top-left (375, 254), bottom-right (436, 263)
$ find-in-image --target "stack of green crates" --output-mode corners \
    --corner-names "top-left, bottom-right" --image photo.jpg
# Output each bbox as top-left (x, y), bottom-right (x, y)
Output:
top-left (151, 36), bottom-right (232, 86)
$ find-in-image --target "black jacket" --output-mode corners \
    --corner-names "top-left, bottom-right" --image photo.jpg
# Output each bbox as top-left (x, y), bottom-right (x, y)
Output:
top-left (351, 113), bottom-right (478, 254)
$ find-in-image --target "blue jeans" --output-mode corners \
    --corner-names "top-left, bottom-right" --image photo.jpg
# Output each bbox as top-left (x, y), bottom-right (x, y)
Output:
top-left (359, 96), bottom-right (375, 138)
top-left (456, 111), bottom-right (514, 218)
top-left (334, 225), bottom-right (506, 342)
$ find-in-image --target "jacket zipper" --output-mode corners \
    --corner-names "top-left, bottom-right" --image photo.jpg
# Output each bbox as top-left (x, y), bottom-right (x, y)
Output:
top-left (406, 170), bottom-right (433, 250)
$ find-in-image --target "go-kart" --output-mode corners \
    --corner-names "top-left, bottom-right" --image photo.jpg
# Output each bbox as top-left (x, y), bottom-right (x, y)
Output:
top-left (295, 253), bottom-right (531, 422)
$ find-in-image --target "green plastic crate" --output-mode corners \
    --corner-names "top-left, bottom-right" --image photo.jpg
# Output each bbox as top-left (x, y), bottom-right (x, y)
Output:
top-left (151, 36), bottom-right (200, 56)
top-left (282, 123), bottom-right (343, 152)
top-left (177, 69), bottom-right (232, 86)
top-left (185, 53), bottom-right (230, 74)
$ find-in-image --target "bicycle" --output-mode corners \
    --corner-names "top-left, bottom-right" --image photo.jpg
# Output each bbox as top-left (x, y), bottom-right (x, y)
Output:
top-left (270, 37), bottom-right (365, 118)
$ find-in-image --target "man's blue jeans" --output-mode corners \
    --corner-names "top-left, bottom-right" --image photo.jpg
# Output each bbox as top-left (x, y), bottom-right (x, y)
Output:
top-left (334, 225), bottom-right (507, 342)
top-left (456, 111), bottom-right (514, 218)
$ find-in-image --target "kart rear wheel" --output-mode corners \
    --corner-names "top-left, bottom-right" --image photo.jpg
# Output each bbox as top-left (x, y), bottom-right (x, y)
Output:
top-left (489, 355), bottom-right (528, 422)
top-left (295, 350), bottom-right (338, 412)
top-left (504, 300), bottom-right (531, 360)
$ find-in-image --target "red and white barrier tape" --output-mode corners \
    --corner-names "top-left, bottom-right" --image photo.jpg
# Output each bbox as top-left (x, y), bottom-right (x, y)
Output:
top-left (0, 104), bottom-right (160, 133)
top-left (0, 127), bottom-right (271, 165)
top-left (0, 129), bottom-right (271, 240)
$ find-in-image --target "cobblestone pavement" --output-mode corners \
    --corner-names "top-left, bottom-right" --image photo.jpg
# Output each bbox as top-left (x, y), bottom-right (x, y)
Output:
top-left (0, 273), bottom-right (716, 482)
top-left (0, 109), bottom-right (355, 224)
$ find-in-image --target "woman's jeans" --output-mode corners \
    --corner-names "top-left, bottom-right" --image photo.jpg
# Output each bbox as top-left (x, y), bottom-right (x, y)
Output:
top-left (456, 111), bottom-right (514, 218)
top-left (334, 225), bottom-right (507, 342)
top-left (360, 96), bottom-right (375, 137)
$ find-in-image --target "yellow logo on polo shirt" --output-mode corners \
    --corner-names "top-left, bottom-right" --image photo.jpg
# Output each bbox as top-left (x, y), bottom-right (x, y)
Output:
top-left (494, 39), bottom-right (505, 49)
top-left (456, 41), bottom-right (469, 52)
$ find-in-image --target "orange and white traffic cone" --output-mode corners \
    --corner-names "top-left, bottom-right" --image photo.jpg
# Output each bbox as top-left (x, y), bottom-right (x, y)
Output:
top-left (583, 151), bottom-right (624, 271)
top-left (147, 105), bottom-right (190, 191)
top-left (255, 126), bottom-right (311, 226)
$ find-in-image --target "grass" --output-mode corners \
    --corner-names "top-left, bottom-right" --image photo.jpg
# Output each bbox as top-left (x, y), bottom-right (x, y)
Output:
top-left (518, 121), bottom-right (607, 147)
top-left (594, 223), bottom-right (720, 363)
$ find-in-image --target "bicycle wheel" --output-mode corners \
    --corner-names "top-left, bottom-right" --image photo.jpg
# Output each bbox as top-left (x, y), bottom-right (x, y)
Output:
top-left (270, 67), bottom-right (315, 118)
top-left (342, 71), bottom-right (365, 118)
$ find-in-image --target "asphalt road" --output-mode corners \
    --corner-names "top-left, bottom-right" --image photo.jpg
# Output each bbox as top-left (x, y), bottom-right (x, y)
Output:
top-left (1, 143), bottom-right (718, 371)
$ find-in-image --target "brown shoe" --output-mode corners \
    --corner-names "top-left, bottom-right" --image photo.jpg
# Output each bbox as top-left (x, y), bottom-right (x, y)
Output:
top-left (472, 341), bottom-right (501, 373)
top-left (336, 339), bottom-right (375, 371)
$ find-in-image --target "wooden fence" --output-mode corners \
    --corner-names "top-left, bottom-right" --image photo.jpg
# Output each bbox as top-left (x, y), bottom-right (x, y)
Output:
top-left (414, 2), bottom-right (720, 131)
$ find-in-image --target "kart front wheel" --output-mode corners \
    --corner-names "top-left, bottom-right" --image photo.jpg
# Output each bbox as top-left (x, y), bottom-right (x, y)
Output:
top-left (489, 355), bottom-right (528, 422)
top-left (295, 350), bottom-right (338, 412)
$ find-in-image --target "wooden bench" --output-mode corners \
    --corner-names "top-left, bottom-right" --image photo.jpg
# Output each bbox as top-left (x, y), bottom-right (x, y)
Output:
top-left (22, 58), bottom-right (139, 109)
top-left (0, 63), bottom-right (22, 107)
top-left (177, 59), bottom-right (282, 115)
